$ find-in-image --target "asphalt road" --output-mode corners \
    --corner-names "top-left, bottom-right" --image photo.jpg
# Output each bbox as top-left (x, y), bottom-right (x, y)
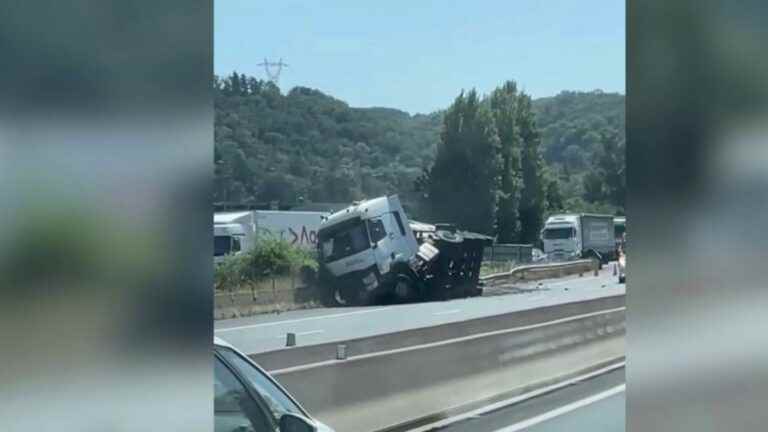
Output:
top-left (436, 367), bottom-right (625, 432)
top-left (215, 264), bottom-right (624, 354)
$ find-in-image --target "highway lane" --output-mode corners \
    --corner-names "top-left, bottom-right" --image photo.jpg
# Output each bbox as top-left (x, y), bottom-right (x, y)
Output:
top-left (515, 391), bottom-right (624, 432)
top-left (435, 366), bottom-right (625, 432)
top-left (215, 263), bottom-right (624, 355)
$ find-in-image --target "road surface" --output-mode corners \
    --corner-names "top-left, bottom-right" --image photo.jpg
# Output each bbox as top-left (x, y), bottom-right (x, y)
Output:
top-left (436, 366), bottom-right (625, 432)
top-left (215, 264), bottom-right (623, 354)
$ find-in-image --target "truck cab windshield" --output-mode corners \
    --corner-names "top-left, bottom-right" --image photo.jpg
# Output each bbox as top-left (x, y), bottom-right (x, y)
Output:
top-left (318, 217), bottom-right (371, 262)
top-left (214, 235), bottom-right (242, 256)
top-left (543, 227), bottom-right (575, 240)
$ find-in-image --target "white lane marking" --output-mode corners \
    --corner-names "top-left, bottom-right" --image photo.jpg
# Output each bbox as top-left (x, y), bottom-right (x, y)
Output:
top-left (433, 309), bottom-right (461, 316)
top-left (406, 361), bottom-right (625, 432)
top-left (215, 308), bottom-right (388, 333)
top-left (492, 384), bottom-right (626, 432)
top-left (269, 306), bottom-right (626, 375)
top-left (274, 330), bottom-right (325, 339)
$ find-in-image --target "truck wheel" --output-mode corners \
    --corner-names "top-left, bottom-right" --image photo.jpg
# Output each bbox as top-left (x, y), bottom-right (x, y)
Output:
top-left (333, 288), bottom-right (350, 306)
top-left (436, 230), bottom-right (463, 243)
top-left (393, 274), bottom-right (416, 303)
top-left (317, 285), bottom-right (342, 307)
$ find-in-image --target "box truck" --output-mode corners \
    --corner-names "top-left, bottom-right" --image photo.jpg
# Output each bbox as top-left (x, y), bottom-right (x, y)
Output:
top-left (540, 213), bottom-right (616, 263)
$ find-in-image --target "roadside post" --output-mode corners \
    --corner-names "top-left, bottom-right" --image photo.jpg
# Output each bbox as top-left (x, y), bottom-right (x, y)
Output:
top-left (337, 344), bottom-right (347, 360)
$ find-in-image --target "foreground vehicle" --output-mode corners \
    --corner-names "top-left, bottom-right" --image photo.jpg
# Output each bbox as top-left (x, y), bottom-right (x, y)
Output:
top-left (315, 195), bottom-right (493, 306)
top-left (214, 337), bottom-right (334, 432)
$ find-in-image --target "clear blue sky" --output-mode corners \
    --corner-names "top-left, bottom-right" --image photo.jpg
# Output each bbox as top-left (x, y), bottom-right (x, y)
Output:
top-left (215, 0), bottom-right (625, 114)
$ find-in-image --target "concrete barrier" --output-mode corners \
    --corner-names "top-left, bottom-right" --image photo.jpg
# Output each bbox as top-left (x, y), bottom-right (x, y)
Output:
top-left (214, 275), bottom-right (319, 320)
top-left (268, 300), bottom-right (625, 432)
top-left (252, 295), bottom-right (625, 371)
top-left (480, 259), bottom-right (598, 288)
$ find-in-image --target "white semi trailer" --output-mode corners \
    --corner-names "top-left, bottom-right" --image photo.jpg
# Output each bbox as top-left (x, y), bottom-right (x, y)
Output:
top-left (214, 210), bottom-right (328, 263)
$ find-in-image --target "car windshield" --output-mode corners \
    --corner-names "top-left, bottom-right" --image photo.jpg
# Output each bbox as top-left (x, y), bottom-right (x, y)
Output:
top-left (543, 227), bottom-right (575, 240)
top-left (214, 236), bottom-right (232, 256)
top-left (318, 217), bottom-right (370, 261)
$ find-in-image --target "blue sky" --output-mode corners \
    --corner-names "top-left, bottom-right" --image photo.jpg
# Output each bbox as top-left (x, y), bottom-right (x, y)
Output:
top-left (215, 0), bottom-right (625, 114)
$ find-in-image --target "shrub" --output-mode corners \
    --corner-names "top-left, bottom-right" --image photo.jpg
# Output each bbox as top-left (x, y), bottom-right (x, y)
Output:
top-left (214, 253), bottom-right (248, 291)
top-left (215, 240), bottom-right (318, 291)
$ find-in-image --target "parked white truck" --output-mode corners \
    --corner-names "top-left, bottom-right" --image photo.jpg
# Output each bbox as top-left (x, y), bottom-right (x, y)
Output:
top-left (540, 213), bottom-right (616, 264)
top-left (315, 195), bottom-right (493, 306)
top-left (214, 210), bottom-right (328, 263)
top-left (214, 212), bottom-right (255, 264)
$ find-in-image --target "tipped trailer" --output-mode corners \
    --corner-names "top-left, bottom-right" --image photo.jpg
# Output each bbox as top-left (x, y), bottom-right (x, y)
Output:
top-left (315, 195), bottom-right (493, 306)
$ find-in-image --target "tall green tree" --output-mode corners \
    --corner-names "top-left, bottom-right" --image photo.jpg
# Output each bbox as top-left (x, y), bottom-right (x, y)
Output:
top-left (545, 178), bottom-right (565, 213)
top-left (597, 130), bottom-right (626, 209)
top-left (583, 130), bottom-right (625, 210)
top-left (489, 81), bottom-right (522, 243)
top-left (427, 90), bottom-right (501, 234)
top-left (517, 93), bottom-right (547, 244)
top-left (582, 170), bottom-right (605, 202)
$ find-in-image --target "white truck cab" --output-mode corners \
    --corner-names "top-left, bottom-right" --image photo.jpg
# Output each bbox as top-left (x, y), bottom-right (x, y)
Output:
top-left (317, 196), bottom-right (419, 304)
top-left (541, 214), bottom-right (582, 261)
top-left (214, 223), bottom-right (246, 264)
top-left (214, 211), bottom-right (256, 264)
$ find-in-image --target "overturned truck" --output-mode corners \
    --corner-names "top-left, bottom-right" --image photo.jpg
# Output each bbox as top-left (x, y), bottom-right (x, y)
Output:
top-left (315, 195), bottom-right (493, 306)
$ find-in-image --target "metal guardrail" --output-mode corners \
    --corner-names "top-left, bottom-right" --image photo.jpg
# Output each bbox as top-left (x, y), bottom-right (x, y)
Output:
top-left (483, 244), bottom-right (533, 263)
top-left (480, 259), bottom-right (597, 285)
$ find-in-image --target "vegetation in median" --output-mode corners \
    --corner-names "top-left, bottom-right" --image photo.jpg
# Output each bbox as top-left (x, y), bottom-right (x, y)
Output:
top-left (214, 239), bottom-right (317, 292)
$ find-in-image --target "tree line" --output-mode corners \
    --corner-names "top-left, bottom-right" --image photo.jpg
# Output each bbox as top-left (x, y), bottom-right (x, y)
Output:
top-left (214, 72), bottom-right (625, 242)
top-left (419, 82), bottom-right (625, 244)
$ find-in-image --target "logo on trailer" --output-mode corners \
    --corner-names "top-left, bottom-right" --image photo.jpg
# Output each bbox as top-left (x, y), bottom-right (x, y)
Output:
top-left (289, 226), bottom-right (318, 246)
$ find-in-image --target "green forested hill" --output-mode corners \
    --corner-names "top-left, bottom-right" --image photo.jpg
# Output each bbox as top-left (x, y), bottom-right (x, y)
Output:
top-left (214, 73), bottom-right (624, 217)
top-left (214, 75), bottom-right (441, 213)
top-left (533, 90), bottom-right (625, 172)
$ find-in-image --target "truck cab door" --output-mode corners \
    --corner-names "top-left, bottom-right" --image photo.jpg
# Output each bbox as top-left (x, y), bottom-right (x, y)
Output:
top-left (367, 217), bottom-right (393, 274)
top-left (387, 211), bottom-right (415, 259)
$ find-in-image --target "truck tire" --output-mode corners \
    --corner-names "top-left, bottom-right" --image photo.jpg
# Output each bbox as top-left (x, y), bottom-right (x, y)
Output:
top-left (435, 230), bottom-right (463, 244)
top-left (317, 284), bottom-right (343, 307)
top-left (317, 268), bottom-right (350, 307)
top-left (323, 286), bottom-right (370, 307)
top-left (393, 273), bottom-right (416, 303)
